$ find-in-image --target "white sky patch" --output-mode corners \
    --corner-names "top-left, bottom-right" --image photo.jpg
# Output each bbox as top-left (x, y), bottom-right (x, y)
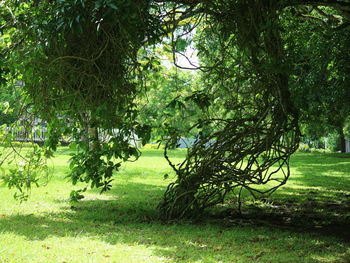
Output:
top-left (161, 45), bottom-right (200, 70)
top-left (175, 45), bottom-right (200, 69)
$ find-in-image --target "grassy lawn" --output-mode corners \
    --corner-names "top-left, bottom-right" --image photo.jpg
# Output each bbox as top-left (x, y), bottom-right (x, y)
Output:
top-left (0, 149), bottom-right (349, 263)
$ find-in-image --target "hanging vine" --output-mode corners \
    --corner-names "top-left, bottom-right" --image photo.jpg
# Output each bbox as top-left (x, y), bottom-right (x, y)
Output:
top-left (1, 0), bottom-right (163, 199)
top-left (158, 0), bottom-right (301, 219)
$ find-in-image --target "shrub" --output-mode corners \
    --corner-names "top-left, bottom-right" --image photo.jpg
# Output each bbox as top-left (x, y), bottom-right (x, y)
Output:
top-left (142, 143), bottom-right (165, 150)
top-left (0, 141), bottom-right (38, 148)
top-left (298, 143), bottom-right (310, 152)
top-left (327, 132), bottom-right (341, 152)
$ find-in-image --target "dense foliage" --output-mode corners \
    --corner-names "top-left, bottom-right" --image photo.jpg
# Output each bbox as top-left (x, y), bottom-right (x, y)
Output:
top-left (284, 8), bottom-right (350, 151)
top-left (1, 0), bottom-right (349, 217)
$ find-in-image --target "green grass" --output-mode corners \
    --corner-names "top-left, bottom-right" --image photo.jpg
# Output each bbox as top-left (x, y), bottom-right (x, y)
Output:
top-left (0, 149), bottom-right (349, 263)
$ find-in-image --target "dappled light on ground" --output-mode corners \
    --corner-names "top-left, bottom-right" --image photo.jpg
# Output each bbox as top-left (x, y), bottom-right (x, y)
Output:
top-left (0, 150), bottom-right (349, 262)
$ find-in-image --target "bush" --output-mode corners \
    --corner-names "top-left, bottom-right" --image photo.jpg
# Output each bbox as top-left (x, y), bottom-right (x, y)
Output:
top-left (327, 132), bottom-right (341, 152)
top-left (298, 143), bottom-right (331, 153)
top-left (0, 141), bottom-right (38, 148)
top-left (142, 143), bottom-right (165, 150)
top-left (298, 143), bottom-right (310, 152)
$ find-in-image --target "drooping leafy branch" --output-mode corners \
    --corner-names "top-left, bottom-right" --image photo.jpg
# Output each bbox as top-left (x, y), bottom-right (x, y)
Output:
top-left (0, 0), bottom-right (165, 198)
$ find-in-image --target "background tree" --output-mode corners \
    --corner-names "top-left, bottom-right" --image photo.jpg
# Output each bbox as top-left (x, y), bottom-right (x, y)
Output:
top-left (138, 64), bottom-right (209, 142)
top-left (284, 7), bottom-right (350, 152)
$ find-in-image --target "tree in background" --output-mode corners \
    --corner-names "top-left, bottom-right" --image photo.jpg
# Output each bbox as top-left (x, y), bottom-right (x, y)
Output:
top-left (284, 8), bottom-right (350, 152)
top-left (0, 80), bottom-right (20, 126)
top-left (0, 13), bottom-right (19, 126)
top-left (138, 65), bottom-right (209, 142)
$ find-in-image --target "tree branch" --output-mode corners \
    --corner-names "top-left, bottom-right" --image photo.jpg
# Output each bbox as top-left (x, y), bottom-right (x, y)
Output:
top-left (284, 0), bottom-right (350, 12)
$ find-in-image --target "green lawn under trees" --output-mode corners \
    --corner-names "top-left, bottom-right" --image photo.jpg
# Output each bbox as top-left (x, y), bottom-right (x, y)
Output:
top-left (1, 1), bottom-right (350, 262)
top-left (0, 149), bottom-right (349, 263)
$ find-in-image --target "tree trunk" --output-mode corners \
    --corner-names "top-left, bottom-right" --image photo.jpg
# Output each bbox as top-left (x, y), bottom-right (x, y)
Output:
top-left (89, 126), bottom-right (99, 151)
top-left (339, 128), bottom-right (346, 153)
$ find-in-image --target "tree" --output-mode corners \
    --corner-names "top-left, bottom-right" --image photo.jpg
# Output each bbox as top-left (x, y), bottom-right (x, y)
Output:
top-left (138, 65), bottom-right (208, 141)
top-left (284, 8), bottom-right (350, 152)
top-left (1, 0), bottom-right (159, 199)
top-left (1, 0), bottom-right (350, 217)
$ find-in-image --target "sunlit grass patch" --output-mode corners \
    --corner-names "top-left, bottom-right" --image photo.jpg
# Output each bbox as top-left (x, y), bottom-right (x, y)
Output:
top-left (0, 149), bottom-right (349, 262)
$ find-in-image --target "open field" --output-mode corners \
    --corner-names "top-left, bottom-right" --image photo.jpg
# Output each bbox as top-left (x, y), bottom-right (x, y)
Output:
top-left (0, 149), bottom-right (349, 263)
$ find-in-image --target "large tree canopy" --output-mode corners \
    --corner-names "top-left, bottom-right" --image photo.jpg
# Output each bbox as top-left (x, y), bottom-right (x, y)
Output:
top-left (285, 11), bottom-right (350, 151)
top-left (1, 0), bottom-right (349, 218)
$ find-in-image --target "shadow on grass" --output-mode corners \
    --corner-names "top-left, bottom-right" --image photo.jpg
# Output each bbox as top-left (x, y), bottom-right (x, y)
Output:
top-left (276, 153), bottom-right (350, 216)
top-left (0, 195), bottom-right (349, 262)
top-left (221, 153), bottom-right (350, 244)
top-left (0, 152), bottom-right (349, 262)
top-left (289, 153), bottom-right (350, 190)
